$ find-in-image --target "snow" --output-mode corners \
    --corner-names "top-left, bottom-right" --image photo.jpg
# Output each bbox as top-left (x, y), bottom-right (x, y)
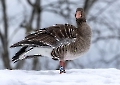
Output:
top-left (0, 68), bottom-right (120, 85)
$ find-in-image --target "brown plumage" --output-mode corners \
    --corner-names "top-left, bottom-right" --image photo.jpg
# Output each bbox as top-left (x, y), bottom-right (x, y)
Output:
top-left (10, 8), bottom-right (92, 74)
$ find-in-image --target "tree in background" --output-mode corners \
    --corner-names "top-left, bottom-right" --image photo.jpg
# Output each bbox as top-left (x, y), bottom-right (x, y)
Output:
top-left (0, 0), bottom-right (11, 69)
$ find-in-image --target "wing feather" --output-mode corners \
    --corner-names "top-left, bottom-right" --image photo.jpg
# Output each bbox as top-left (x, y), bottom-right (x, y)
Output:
top-left (10, 24), bottom-right (77, 48)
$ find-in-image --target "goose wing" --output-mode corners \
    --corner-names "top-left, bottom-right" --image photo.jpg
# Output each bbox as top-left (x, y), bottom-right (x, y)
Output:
top-left (10, 24), bottom-right (77, 48)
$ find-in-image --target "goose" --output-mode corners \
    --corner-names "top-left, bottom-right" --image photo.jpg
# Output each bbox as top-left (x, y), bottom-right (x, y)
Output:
top-left (10, 8), bottom-right (92, 74)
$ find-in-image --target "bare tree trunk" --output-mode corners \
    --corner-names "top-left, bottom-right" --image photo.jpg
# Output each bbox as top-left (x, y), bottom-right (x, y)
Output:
top-left (20, 0), bottom-right (42, 70)
top-left (83, 0), bottom-right (97, 15)
top-left (36, 0), bottom-right (41, 29)
top-left (32, 0), bottom-right (41, 70)
top-left (1, 0), bottom-right (11, 69)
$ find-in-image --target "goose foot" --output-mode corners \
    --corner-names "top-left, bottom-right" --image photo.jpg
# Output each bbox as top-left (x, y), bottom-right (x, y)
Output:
top-left (59, 61), bottom-right (66, 74)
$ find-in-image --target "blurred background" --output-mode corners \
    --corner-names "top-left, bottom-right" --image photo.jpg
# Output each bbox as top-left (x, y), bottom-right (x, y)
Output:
top-left (0, 0), bottom-right (120, 70)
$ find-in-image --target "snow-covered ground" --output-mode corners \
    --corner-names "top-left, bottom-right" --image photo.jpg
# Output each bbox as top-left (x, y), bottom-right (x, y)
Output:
top-left (0, 68), bottom-right (120, 85)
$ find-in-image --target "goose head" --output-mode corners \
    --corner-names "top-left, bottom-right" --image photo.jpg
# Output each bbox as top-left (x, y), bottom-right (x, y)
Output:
top-left (75, 8), bottom-right (86, 23)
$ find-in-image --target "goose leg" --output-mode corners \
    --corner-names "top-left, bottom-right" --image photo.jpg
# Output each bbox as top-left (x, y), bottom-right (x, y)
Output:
top-left (59, 61), bottom-right (66, 74)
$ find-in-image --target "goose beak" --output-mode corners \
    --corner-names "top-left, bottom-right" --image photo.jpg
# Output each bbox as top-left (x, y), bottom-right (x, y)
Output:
top-left (76, 11), bottom-right (81, 19)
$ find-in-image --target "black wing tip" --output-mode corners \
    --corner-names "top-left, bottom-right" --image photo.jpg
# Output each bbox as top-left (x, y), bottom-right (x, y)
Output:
top-left (10, 43), bottom-right (23, 48)
top-left (10, 44), bottom-right (17, 48)
top-left (12, 56), bottom-right (19, 63)
top-left (25, 55), bottom-right (42, 59)
top-left (52, 57), bottom-right (59, 60)
top-left (12, 55), bottom-right (42, 63)
top-left (10, 44), bottom-right (16, 48)
top-left (12, 58), bottom-right (19, 63)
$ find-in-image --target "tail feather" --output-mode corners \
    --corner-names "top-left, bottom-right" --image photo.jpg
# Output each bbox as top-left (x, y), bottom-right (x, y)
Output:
top-left (10, 40), bottom-right (49, 48)
top-left (22, 55), bottom-right (42, 60)
top-left (12, 46), bottom-right (45, 63)
top-left (13, 55), bottom-right (42, 63)
top-left (12, 46), bottom-right (28, 63)
top-left (25, 29), bottom-right (46, 39)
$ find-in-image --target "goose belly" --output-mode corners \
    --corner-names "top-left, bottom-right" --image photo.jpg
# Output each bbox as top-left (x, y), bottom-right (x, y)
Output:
top-left (64, 51), bottom-right (86, 60)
